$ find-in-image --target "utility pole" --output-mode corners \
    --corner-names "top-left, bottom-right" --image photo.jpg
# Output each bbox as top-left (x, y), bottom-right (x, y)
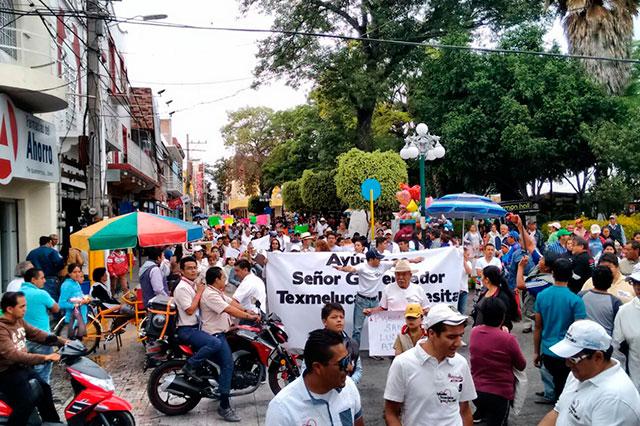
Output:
top-left (86, 0), bottom-right (104, 217)
top-left (184, 134), bottom-right (192, 221)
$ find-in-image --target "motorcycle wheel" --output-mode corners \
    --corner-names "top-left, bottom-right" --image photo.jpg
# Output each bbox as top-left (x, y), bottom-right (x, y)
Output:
top-left (88, 410), bottom-right (135, 425)
top-left (147, 359), bottom-right (201, 416)
top-left (268, 356), bottom-right (299, 395)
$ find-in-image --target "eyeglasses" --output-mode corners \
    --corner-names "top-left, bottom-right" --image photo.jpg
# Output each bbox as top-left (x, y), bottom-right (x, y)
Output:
top-left (334, 354), bottom-right (351, 372)
top-left (567, 352), bottom-right (592, 365)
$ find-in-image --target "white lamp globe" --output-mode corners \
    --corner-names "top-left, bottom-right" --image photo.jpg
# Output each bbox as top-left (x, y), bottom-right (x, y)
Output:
top-left (400, 147), bottom-right (411, 160)
top-left (433, 144), bottom-right (446, 159)
top-left (407, 145), bottom-right (420, 159)
top-left (426, 150), bottom-right (436, 161)
top-left (415, 123), bottom-right (429, 136)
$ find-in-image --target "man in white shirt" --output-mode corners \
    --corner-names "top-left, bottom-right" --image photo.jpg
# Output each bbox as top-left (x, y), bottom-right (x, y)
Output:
top-left (232, 259), bottom-right (266, 314)
top-left (613, 272), bottom-right (640, 392)
top-left (315, 217), bottom-right (329, 235)
top-left (384, 229), bottom-right (400, 253)
top-left (300, 232), bottom-right (315, 252)
top-left (475, 243), bottom-right (502, 278)
top-left (334, 250), bottom-right (421, 345)
top-left (364, 259), bottom-right (429, 315)
top-left (266, 329), bottom-right (364, 426)
top-left (384, 303), bottom-right (476, 425)
top-left (6, 261), bottom-right (33, 292)
top-left (539, 319), bottom-right (640, 426)
top-left (173, 257), bottom-right (224, 392)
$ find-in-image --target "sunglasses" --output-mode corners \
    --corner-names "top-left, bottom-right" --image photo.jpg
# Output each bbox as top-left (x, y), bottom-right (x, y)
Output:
top-left (336, 354), bottom-right (351, 372)
top-left (567, 352), bottom-right (592, 365)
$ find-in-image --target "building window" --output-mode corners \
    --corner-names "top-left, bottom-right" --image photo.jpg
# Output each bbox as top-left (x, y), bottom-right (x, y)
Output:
top-left (0, 0), bottom-right (17, 59)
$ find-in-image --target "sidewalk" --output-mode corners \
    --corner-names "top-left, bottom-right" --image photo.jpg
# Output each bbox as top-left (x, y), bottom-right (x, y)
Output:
top-left (51, 329), bottom-right (272, 425)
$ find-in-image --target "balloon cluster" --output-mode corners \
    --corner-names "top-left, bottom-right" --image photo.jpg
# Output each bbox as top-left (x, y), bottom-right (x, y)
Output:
top-left (394, 183), bottom-right (432, 220)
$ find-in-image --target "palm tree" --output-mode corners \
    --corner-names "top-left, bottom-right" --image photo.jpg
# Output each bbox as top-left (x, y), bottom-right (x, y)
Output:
top-left (547, 0), bottom-right (639, 94)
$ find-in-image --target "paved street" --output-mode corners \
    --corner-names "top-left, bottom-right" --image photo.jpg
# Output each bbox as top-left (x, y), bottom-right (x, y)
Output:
top-left (51, 293), bottom-right (551, 425)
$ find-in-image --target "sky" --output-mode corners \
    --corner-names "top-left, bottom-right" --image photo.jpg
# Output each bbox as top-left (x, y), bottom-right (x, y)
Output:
top-left (113, 1), bottom-right (633, 177)
top-left (114, 0), bottom-right (309, 164)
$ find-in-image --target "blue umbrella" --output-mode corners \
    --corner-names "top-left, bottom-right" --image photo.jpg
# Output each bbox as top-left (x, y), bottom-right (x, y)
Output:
top-left (426, 193), bottom-right (507, 219)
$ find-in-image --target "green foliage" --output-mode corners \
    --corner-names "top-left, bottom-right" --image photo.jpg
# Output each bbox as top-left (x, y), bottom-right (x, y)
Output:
top-left (281, 179), bottom-right (305, 211)
top-left (335, 148), bottom-right (408, 210)
top-left (409, 25), bottom-right (629, 199)
top-left (584, 176), bottom-right (637, 217)
top-left (299, 170), bottom-right (344, 212)
top-left (221, 106), bottom-right (282, 192)
top-left (247, 195), bottom-right (269, 215)
top-left (240, 0), bottom-right (541, 150)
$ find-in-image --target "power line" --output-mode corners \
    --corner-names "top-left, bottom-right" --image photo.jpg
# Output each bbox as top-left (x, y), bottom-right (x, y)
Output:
top-left (129, 77), bottom-right (254, 86)
top-left (2, 7), bottom-right (639, 64)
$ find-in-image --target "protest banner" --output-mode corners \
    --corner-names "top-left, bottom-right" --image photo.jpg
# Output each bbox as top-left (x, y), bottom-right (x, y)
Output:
top-left (266, 247), bottom-right (462, 349)
top-left (367, 310), bottom-right (406, 356)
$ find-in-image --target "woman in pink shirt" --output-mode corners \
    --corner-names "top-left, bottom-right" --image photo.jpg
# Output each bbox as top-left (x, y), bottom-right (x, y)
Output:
top-left (469, 297), bottom-right (526, 425)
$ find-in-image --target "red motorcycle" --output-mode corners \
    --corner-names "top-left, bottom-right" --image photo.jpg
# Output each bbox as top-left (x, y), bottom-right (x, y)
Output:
top-left (144, 307), bottom-right (299, 416)
top-left (0, 341), bottom-right (134, 425)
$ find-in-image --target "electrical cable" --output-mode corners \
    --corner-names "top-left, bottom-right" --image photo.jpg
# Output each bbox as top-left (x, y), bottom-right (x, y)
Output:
top-left (2, 7), bottom-right (639, 64)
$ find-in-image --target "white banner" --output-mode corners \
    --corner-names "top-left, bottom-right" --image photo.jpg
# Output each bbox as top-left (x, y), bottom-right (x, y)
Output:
top-left (266, 247), bottom-right (463, 349)
top-left (0, 94), bottom-right (59, 185)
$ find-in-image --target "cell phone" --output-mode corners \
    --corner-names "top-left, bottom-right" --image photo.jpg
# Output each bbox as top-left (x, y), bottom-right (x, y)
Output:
top-left (521, 249), bottom-right (528, 257)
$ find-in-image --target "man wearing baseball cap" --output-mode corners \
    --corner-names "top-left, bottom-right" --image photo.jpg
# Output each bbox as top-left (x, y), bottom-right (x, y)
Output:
top-left (546, 229), bottom-right (572, 256)
top-left (384, 303), bottom-right (476, 426)
top-left (539, 320), bottom-right (640, 425)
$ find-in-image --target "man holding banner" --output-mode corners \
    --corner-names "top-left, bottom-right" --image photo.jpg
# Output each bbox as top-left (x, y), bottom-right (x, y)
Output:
top-left (334, 249), bottom-right (422, 346)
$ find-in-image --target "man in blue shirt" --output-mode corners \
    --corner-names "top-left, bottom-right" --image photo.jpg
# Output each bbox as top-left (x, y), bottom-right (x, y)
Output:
top-left (25, 236), bottom-right (64, 301)
top-left (534, 258), bottom-right (587, 401)
top-left (545, 229), bottom-right (571, 257)
top-left (21, 268), bottom-right (60, 383)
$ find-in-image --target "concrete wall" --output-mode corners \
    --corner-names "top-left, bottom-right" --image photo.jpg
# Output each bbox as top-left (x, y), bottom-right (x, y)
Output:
top-left (0, 178), bottom-right (57, 259)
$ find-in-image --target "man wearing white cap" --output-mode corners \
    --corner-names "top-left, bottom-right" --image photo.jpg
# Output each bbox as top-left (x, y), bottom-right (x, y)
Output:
top-left (315, 217), bottom-right (328, 235)
top-left (547, 222), bottom-right (562, 245)
top-left (300, 232), bottom-right (315, 252)
top-left (384, 303), bottom-right (476, 426)
top-left (539, 319), bottom-right (640, 425)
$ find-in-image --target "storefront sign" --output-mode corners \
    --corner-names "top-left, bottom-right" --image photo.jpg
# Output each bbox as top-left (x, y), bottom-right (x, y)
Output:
top-left (0, 94), bottom-right (59, 185)
top-left (499, 200), bottom-right (540, 214)
top-left (266, 247), bottom-right (462, 349)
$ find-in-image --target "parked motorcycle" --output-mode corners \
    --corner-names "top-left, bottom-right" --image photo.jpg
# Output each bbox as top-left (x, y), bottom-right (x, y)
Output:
top-left (145, 305), bottom-right (299, 416)
top-left (0, 340), bottom-right (134, 425)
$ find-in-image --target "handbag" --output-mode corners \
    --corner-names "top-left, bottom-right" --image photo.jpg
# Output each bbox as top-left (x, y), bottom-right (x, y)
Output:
top-left (512, 367), bottom-right (528, 415)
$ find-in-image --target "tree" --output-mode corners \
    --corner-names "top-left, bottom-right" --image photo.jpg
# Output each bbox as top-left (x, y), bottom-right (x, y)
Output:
top-left (221, 106), bottom-right (283, 192)
top-left (300, 169), bottom-right (344, 212)
top-left (546, 1), bottom-right (639, 94)
top-left (240, 0), bottom-right (541, 151)
top-left (209, 158), bottom-right (233, 208)
top-left (585, 175), bottom-right (636, 216)
top-left (281, 179), bottom-right (305, 211)
top-left (335, 148), bottom-right (408, 210)
top-left (248, 195), bottom-right (269, 214)
top-left (408, 26), bottom-right (627, 200)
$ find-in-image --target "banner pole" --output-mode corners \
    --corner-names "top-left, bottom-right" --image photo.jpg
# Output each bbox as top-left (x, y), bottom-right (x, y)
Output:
top-left (370, 189), bottom-right (375, 241)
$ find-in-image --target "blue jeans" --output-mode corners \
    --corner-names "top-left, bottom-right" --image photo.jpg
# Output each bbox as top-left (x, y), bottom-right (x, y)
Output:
top-left (352, 294), bottom-right (379, 345)
top-left (177, 326), bottom-right (222, 368)
top-left (44, 278), bottom-right (59, 303)
top-left (457, 291), bottom-right (469, 315)
top-left (541, 364), bottom-right (556, 401)
top-left (212, 333), bottom-right (233, 396)
top-left (26, 341), bottom-right (53, 384)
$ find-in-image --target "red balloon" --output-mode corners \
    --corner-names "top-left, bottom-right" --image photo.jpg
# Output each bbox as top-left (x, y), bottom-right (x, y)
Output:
top-left (409, 185), bottom-right (421, 201)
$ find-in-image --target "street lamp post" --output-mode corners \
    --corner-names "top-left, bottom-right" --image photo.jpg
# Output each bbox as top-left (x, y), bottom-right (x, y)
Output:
top-left (399, 123), bottom-right (445, 217)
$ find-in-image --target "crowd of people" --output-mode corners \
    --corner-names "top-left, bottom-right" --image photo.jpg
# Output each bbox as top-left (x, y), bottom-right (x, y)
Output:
top-left (1, 211), bottom-right (640, 425)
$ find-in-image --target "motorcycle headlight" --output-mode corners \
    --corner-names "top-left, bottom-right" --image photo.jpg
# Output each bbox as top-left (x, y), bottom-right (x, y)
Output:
top-left (71, 371), bottom-right (115, 392)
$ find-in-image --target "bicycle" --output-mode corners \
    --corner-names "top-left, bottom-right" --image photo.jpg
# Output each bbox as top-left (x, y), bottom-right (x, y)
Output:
top-left (53, 289), bottom-right (147, 354)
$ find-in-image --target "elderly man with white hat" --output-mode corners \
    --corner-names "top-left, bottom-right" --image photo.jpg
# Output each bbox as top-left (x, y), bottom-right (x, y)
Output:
top-left (299, 232), bottom-right (315, 252)
top-left (363, 259), bottom-right (429, 316)
top-left (538, 319), bottom-right (640, 426)
top-left (315, 217), bottom-right (329, 235)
